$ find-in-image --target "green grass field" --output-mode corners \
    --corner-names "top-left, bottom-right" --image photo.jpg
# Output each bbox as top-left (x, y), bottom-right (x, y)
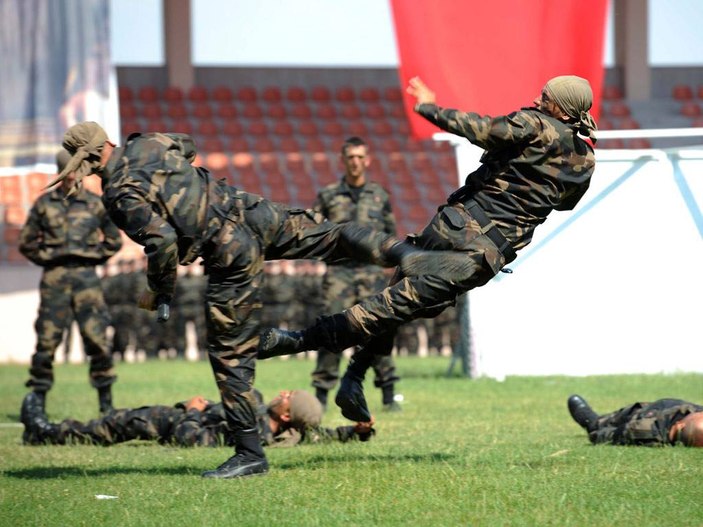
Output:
top-left (1, 357), bottom-right (701, 527)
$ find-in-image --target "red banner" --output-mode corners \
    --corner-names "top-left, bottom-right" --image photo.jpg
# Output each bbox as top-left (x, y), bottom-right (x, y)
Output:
top-left (390, 0), bottom-right (609, 139)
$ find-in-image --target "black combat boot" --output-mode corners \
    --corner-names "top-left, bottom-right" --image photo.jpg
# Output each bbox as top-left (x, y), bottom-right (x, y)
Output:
top-left (381, 385), bottom-right (401, 412)
top-left (335, 349), bottom-right (375, 422)
top-left (202, 429), bottom-right (269, 479)
top-left (258, 313), bottom-right (362, 359)
top-left (98, 386), bottom-right (114, 414)
top-left (20, 392), bottom-right (59, 445)
top-left (567, 395), bottom-right (599, 432)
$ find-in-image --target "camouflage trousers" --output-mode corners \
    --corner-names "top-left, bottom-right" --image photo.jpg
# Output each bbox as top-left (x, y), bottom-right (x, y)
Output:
top-left (345, 203), bottom-right (509, 357)
top-left (312, 264), bottom-right (398, 391)
top-left (27, 265), bottom-right (115, 392)
top-left (203, 200), bottom-right (399, 434)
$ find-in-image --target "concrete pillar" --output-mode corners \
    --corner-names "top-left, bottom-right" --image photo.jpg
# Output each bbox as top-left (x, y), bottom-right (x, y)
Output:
top-left (163, 0), bottom-right (194, 90)
top-left (614, 0), bottom-right (650, 100)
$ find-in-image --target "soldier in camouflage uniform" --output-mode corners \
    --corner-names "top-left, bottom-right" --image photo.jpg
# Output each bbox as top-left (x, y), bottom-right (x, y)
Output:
top-left (311, 137), bottom-right (400, 411)
top-left (19, 150), bottom-right (122, 415)
top-left (260, 75), bottom-right (599, 423)
top-left (568, 395), bottom-right (703, 447)
top-left (173, 263), bottom-right (207, 359)
top-left (51, 121), bottom-right (462, 479)
top-left (20, 389), bottom-right (374, 447)
top-left (101, 260), bottom-right (133, 359)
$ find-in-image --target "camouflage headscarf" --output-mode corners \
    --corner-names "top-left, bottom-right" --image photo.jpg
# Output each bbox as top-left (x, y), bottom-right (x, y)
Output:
top-left (288, 390), bottom-right (323, 429)
top-left (545, 75), bottom-right (598, 142)
top-left (47, 121), bottom-right (109, 192)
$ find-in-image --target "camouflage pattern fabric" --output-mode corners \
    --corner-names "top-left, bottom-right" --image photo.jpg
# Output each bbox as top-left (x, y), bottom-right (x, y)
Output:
top-left (339, 104), bottom-right (595, 348)
top-left (173, 270), bottom-right (207, 356)
top-left (312, 177), bottom-right (399, 392)
top-left (45, 390), bottom-right (370, 447)
top-left (100, 132), bottom-right (403, 436)
top-left (19, 186), bottom-right (122, 391)
top-left (589, 399), bottom-right (703, 446)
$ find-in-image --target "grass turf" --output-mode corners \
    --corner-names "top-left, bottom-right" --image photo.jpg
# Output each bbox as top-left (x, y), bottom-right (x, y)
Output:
top-left (0, 357), bottom-right (701, 526)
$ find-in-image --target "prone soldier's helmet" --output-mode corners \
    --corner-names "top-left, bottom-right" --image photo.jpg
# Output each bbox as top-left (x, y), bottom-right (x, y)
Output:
top-left (288, 390), bottom-right (323, 429)
top-left (678, 412), bottom-right (703, 447)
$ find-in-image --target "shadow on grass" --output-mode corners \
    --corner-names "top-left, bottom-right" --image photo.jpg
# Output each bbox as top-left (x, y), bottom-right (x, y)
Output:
top-left (5, 464), bottom-right (203, 479)
top-left (276, 451), bottom-right (455, 470)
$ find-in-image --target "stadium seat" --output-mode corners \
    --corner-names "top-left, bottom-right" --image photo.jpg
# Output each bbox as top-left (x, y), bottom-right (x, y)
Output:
top-left (137, 85), bottom-right (159, 103)
top-left (284, 152), bottom-right (306, 173)
top-left (236, 86), bottom-right (258, 102)
top-left (364, 103), bottom-right (386, 119)
top-left (310, 86), bottom-right (332, 102)
top-left (170, 119), bottom-right (193, 134)
top-left (410, 152), bottom-right (433, 172)
top-left (199, 137), bottom-right (225, 152)
top-left (121, 120), bottom-right (140, 136)
top-left (297, 121), bottom-right (319, 137)
top-left (680, 102), bottom-right (702, 118)
top-left (144, 119), bottom-right (168, 133)
top-left (386, 152), bottom-right (409, 173)
top-left (241, 104), bottom-right (264, 119)
top-left (222, 120), bottom-right (244, 137)
top-left (1, 176), bottom-right (23, 206)
top-left (295, 184), bottom-right (317, 205)
top-left (697, 86), bottom-right (703, 99)
top-left (247, 121), bottom-right (269, 136)
top-left (192, 103), bottom-right (214, 119)
top-left (347, 121), bottom-right (368, 136)
top-left (212, 86), bottom-right (234, 103)
top-left (261, 86), bottom-right (283, 103)
top-left (227, 137), bottom-right (250, 152)
top-left (388, 104), bottom-right (408, 120)
top-left (601, 85), bottom-right (623, 100)
top-left (118, 86), bottom-right (134, 103)
top-left (359, 87), bottom-right (380, 102)
top-left (3, 224), bottom-right (21, 245)
top-left (166, 103), bottom-right (188, 120)
top-left (252, 137), bottom-right (276, 153)
top-left (290, 103), bottom-right (313, 120)
top-left (163, 86), bottom-right (183, 102)
top-left (216, 103), bottom-right (238, 119)
top-left (376, 137), bottom-right (402, 152)
top-left (142, 103), bottom-right (162, 119)
top-left (371, 120), bottom-right (394, 137)
top-left (339, 103), bottom-right (362, 120)
top-left (187, 86), bottom-right (209, 102)
top-left (605, 101), bottom-right (631, 118)
top-left (617, 116), bottom-right (640, 129)
top-left (320, 121), bottom-right (345, 138)
top-left (383, 87), bottom-right (403, 102)
top-left (278, 137), bottom-right (302, 153)
top-left (120, 103), bottom-right (138, 120)
top-left (196, 121), bottom-right (219, 136)
top-left (204, 152), bottom-right (229, 171)
top-left (335, 87), bottom-right (355, 102)
top-left (272, 121), bottom-right (295, 136)
top-left (304, 137), bottom-right (327, 153)
top-left (597, 138), bottom-right (625, 149)
top-left (314, 103), bottom-right (337, 120)
top-left (259, 153), bottom-right (282, 174)
top-left (672, 84), bottom-right (693, 101)
top-left (286, 86), bottom-right (307, 102)
top-left (265, 103), bottom-right (288, 119)
top-left (26, 172), bottom-right (50, 201)
top-left (598, 117), bottom-right (615, 130)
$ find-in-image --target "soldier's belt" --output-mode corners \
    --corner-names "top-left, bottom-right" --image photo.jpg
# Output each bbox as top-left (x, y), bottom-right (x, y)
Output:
top-left (462, 200), bottom-right (516, 262)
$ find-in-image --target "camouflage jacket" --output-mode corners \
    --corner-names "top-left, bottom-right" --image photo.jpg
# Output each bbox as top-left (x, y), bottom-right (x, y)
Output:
top-left (19, 186), bottom-right (122, 267)
top-left (314, 178), bottom-right (396, 267)
top-left (101, 132), bottom-right (259, 299)
top-left (416, 104), bottom-right (595, 251)
top-left (592, 399), bottom-right (703, 446)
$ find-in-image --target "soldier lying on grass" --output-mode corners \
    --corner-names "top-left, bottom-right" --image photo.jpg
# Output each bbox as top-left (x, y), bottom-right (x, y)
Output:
top-left (20, 389), bottom-right (375, 448)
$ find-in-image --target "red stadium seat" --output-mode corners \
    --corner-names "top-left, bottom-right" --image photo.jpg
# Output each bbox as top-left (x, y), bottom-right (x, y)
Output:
top-left (339, 104), bottom-right (362, 120)
top-left (371, 120), bottom-right (394, 137)
top-left (617, 117), bottom-right (640, 129)
top-left (597, 138), bottom-right (625, 149)
top-left (144, 119), bottom-right (167, 133)
top-left (137, 85), bottom-right (159, 103)
top-left (304, 137), bottom-right (327, 153)
top-left (121, 120), bottom-right (140, 136)
top-left (187, 86), bottom-right (209, 102)
top-left (265, 103), bottom-right (287, 119)
top-left (383, 87), bottom-right (403, 102)
top-left (320, 121), bottom-right (345, 138)
top-left (286, 86), bottom-right (307, 102)
top-left (248, 121), bottom-right (268, 136)
top-left (4, 204), bottom-right (27, 225)
top-left (359, 88), bottom-right (380, 102)
top-left (347, 121), bottom-right (368, 136)
top-left (120, 103), bottom-right (138, 120)
top-left (222, 120), bottom-right (244, 137)
top-left (601, 85), bottom-right (623, 100)
top-left (196, 121), bottom-right (219, 136)
top-left (212, 86), bottom-right (234, 103)
top-left (605, 101), bottom-right (631, 118)
top-left (310, 85), bottom-right (332, 102)
top-left (389, 104), bottom-right (408, 120)
top-left (166, 103), bottom-right (188, 120)
top-left (170, 119), bottom-right (193, 135)
top-left (192, 103), bottom-right (214, 120)
top-left (627, 138), bottom-right (652, 149)
top-left (297, 121), bottom-right (319, 137)
top-left (290, 103), bottom-right (313, 120)
top-left (284, 152), bottom-right (306, 174)
top-left (26, 172), bottom-right (50, 201)
top-left (314, 103), bottom-right (337, 120)
top-left (142, 103), bottom-right (162, 119)
top-left (228, 137), bottom-right (250, 153)
top-left (680, 102), bottom-right (702, 118)
top-left (252, 137), bottom-right (276, 153)
top-left (236, 86), bottom-right (258, 102)
top-left (377, 137), bottom-right (401, 152)
top-left (204, 152), bottom-right (229, 171)
top-left (259, 153), bottom-right (282, 175)
top-left (272, 121), bottom-right (295, 136)
top-left (3, 224), bottom-right (22, 244)
top-left (163, 86), bottom-right (183, 103)
top-left (216, 103), bottom-right (238, 119)
top-left (261, 86), bottom-right (282, 103)
top-left (241, 104), bottom-right (264, 120)
top-left (598, 117), bottom-right (615, 130)
top-left (672, 84), bottom-right (693, 101)
top-left (118, 86), bottom-right (134, 103)
top-left (364, 103), bottom-right (386, 119)
top-left (279, 137), bottom-right (302, 153)
top-left (199, 137), bottom-right (225, 152)
top-left (335, 87), bottom-right (355, 102)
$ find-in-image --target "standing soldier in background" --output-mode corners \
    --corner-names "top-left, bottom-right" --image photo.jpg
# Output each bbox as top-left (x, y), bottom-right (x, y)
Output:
top-left (310, 137), bottom-right (400, 412)
top-left (19, 149), bottom-right (123, 415)
top-left (173, 262), bottom-right (207, 359)
top-left (101, 259), bottom-right (132, 360)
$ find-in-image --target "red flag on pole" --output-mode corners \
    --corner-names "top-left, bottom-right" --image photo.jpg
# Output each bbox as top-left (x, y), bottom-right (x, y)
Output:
top-left (390, 0), bottom-right (609, 139)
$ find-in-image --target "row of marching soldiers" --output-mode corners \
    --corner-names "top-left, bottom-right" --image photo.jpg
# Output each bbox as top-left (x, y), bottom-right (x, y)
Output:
top-left (100, 258), bottom-right (461, 361)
